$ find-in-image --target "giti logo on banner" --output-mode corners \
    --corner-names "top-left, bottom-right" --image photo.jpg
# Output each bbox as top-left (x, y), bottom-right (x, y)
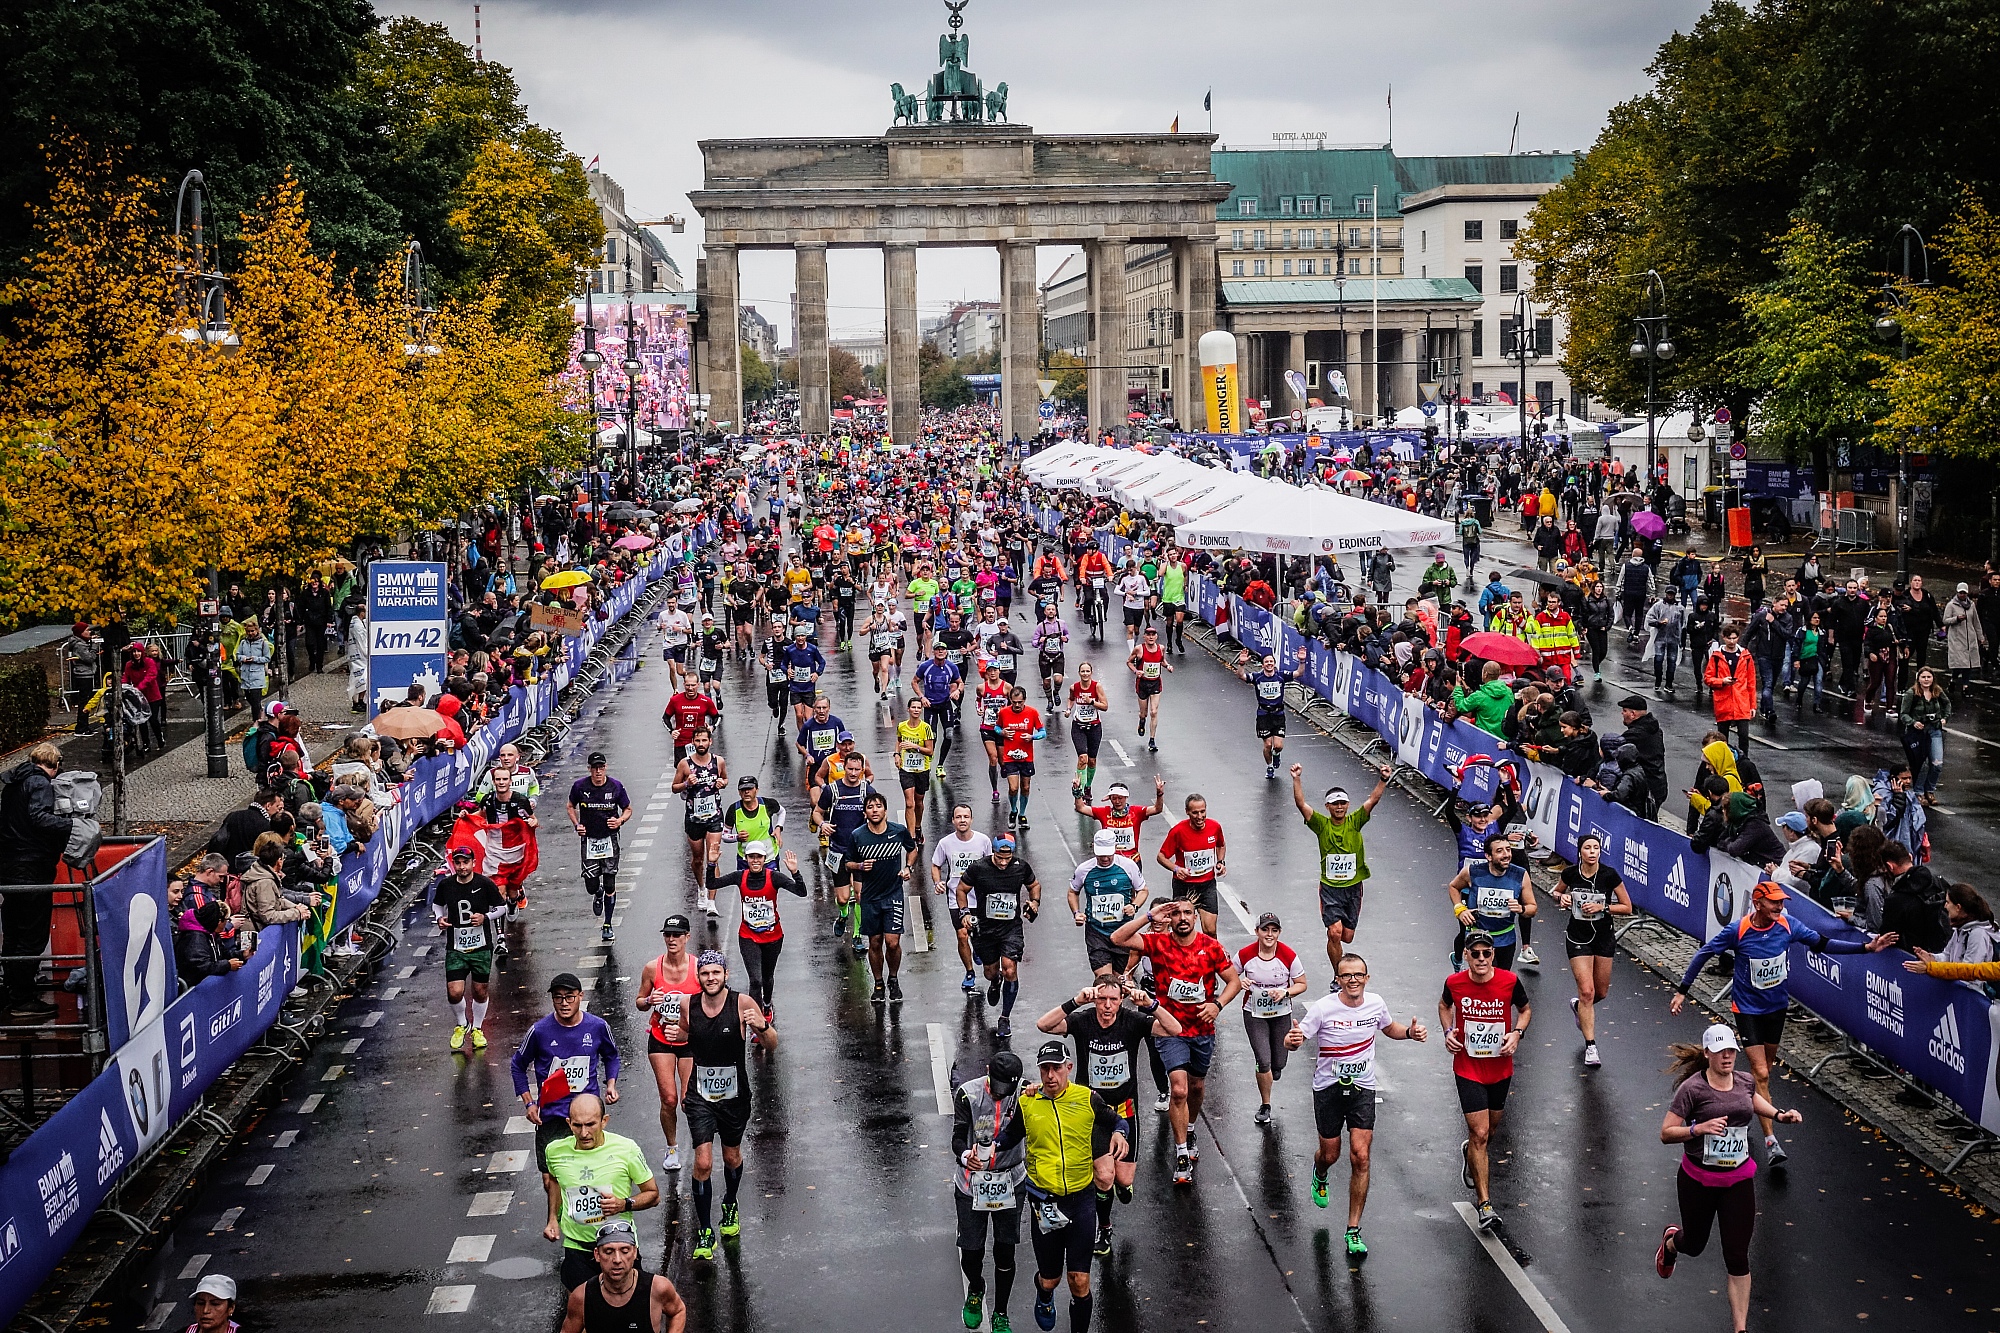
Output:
top-left (1805, 950), bottom-right (1841, 988)
top-left (96, 1108), bottom-right (126, 1185)
top-left (1929, 1008), bottom-right (1967, 1074)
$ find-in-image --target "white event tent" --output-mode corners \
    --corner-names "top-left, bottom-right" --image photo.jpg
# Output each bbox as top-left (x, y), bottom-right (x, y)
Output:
top-left (1176, 485), bottom-right (1455, 556)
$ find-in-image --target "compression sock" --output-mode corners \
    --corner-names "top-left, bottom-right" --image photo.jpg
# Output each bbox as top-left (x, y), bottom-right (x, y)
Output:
top-left (1519, 913), bottom-right (1534, 948)
top-left (960, 1249), bottom-right (985, 1295)
top-left (601, 886), bottom-right (617, 921)
top-left (988, 763), bottom-right (1000, 792)
top-left (691, 1175), bottom-right (713, 1229)
top-left (723, 1162), bottom-right (743, 1205)
top-left (1096, 1189), bottom-right (1112, 1228)
top-left (1070, 1294), bottom-right (1093, 1330)
top-left (453, 997), bottom-right (470, 1026)
top-left (1001, 980), bottom-right (1018, 1016)
top-left (470, 998), bottom-right (489, 1029)
top-left (992, 1245), bottom-right (1016, 1311)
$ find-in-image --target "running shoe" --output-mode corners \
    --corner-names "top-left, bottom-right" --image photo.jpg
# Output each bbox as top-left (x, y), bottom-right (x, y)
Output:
top-left (704, 897), bottom-right (720, 918)
top-left (991, 1314), bottom-right (1011, 1332)
top-left (988, 975), bottom-right (1003, 1006)
top-left (1765, 1136), bottom-right (1788, 1165)
top-left (1114, 1183), bottom-right (1132, 1205)
top-left (963, 971), bottom-right (980, 993)
top-left (1017, 815), bottom-right (1030, 829)
top-left (1266, 764), bottom-right (1276, 780)
top-left (1583, 1043), bottom-right (1601, 1068)
top-left (1310, 1174), bottom-right (1329, 1209)
top-left (851, 934), bottom-right (868, 956)
top-left (1148, 738), bottom-right (1157, 752)
top-left (962, 1292), bottom-right (984, 1330)
top-left (1137, 720), bottom-right (1145, 735)
top-left (1093, 1224), bottom-right (1113, 1257)
top-left (1517, 946), bottom-right (1540, 965)
top-left (692, 1226), bottom-right (716, 1262)
top-left (1569, 996), bottom-right (1582, 1032)
top-left (1344, 1226), bottom-right (1368, 1256)
top-left (1254, 1104), bottom-right (1272, 1127)
top-left (1460, 1139), bottom-right (1476, 1190)
top-left (995, 1017), bottom-right (1011, 1040)
top-left (871, 981), bottom-right (887, 1004)
top-left (601, 925), bottom-right (616, 942)
top-left (470, 1027), bottom-right (487, 1050)
top-left (719, 1201), bottom-right (741, 1238)
top-left (1172, 1155), bottom-right (1193, 1187)
top-left (1034, 1289), bottom-right (1057, 1331)
top-left (887, 977), bottom-right (904, 1003)
top-left (1476, 1200), bottom-right (1500, 1231)
top-left (1154, 1091), bottom-right (1170, 1114)
top-left (449, 1024), bottom-right (466, 1052)
top-left (662, 1144), bottom-right (682, 1171)
top-left (992, 788), bottom-right (1001, 801)
top-left (1655, 1225), bottom-right (1679, 1278)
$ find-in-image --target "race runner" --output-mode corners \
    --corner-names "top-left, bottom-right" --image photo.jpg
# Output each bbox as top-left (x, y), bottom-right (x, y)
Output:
top-left (1074, 776), bottom-right (1164, 862)
top-left (541, 1093), bottom-right (659, 1291)
top-left (555, 1218), bottom-right (686, 1333)
top-left (1553, 832), bottom-right (1632, 1068)
top-left (1067, 829), bottom-right (1147, 977)
top-left (512, 972), bottom-right (621, 1215)
top-left (959, 834), bottom-right (1041, 1038)
top-left (845, 791), bottom-right (921, 1005)
top-left (1235, 912), bottom-right (1308, 1126)
top-left (1155, 793), bottom-right (1226, 938)
top-left (1290, 762), bottom-right (1392, 969)
top-left (634, 915), bottom-right (699, 1172)
top-left (1446, 832), bottom-right (1536, 973)
top-left (1232, 646), bottom-right (1306, 780)
top-left (1439, 930), bottom-right (1530, 1231)
top-left (932, 804), bottom-right (994, 994)
top-left (709, 842), bottom-right (805, 1020)
top-left (433, 846), bottom-right (507, 1052)
top-left (1126, 625), bottom-right (1173, 753)
top-left (670, 727), bottom-right (727, 909)
top-left (568, 752), bottom-right (632, 942)
top-left (952, 1051), bottom-right (1027, 1333)
top-left (893, 694), bottom-right (936, 832)
top-left (995, 684), bottom-right (1046, 833)
top-left (1065, 662), bottom-right (1109, 800)
top-left (682, 950), bottom-right (777, 1264)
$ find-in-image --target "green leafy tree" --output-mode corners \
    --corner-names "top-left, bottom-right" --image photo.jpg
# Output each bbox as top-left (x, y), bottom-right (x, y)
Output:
top-left (921, 363), bottom-right (973, 408)
top-left (830, 346), bottom-right (869, 401)
top-left (1880, 194), bottom-right (2000, 462)
top-left (741, 342), bottom-right (775, 401)
top-left (1045, 349), bottom-right (1087, 408)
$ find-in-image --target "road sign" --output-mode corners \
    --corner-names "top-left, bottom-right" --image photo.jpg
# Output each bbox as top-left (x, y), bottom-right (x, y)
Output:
top-left (366, 562), bottom-right (447, 717)
top-left (1419, 400), bottom-right (1438, 418)
top-left (1037, 401), bottom-right (1055, 421)
top-left (1419, 381), bottom-right (1441, 403)
top-left (1713, 406), bottom-right (1732, 424)
top-left (1729, 460), bottom-right (1747, 479)
top-left (1729, 441), bottom-right (1747, 460)
top-left (198, 600), bottom-right (219, 618)
top-left (1036, 379), bottom-right (1057, 400)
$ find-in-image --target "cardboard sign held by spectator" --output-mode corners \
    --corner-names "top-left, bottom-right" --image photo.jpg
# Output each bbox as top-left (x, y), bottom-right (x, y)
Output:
top-left (530, 603), bottom-right (587, 638)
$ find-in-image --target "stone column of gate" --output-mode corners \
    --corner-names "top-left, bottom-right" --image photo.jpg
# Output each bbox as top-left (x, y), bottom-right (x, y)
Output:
top-left (796, 243), bottom-right (830, 436)
top-left (999, 238), bottom-right (1039, 444)
top-left (1176, 237), bottom-right (1217, 431)
top-left (884, 242), bottom-right (920, 447)
top-left (1085, 238), bottom-right (1127, 440)
top-left (1286, 329), bottom-right (1308, 419)
top-left (703, 243), bottom-right (742, 435)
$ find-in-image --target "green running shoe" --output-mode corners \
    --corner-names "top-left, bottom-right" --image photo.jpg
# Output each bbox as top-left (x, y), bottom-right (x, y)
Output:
top-left (1310, 1174), bottom-right (1329, 1209)
top-left (961, 1290), bottom-right (983, 1330)
top-left (1345, 1226), bottom-right (1368, 1257)
top-left (719, 1201), bottom-right (740, 1238)
top-left (990, 1315), bottom-right (1011, 1333)
top-left (692, 1226), bottom-right (716, 1262)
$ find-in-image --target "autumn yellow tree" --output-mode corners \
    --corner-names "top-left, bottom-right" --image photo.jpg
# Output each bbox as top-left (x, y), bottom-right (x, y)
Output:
top-left (1879, 193), bottom-right (2000, 461)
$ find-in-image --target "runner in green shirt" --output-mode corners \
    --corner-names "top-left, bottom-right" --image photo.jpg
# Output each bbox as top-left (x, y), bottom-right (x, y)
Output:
top-left (1156, 551), bottom-right (1190, 655)
top-left (542, 1093), bottom-right (660, 1290)
top-left (1289, 762), bottom-right (1393, 970)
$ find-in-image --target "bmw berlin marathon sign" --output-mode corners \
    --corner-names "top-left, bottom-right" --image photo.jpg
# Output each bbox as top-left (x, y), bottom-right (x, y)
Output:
top-left (367, 562), bottom-right (448, 715)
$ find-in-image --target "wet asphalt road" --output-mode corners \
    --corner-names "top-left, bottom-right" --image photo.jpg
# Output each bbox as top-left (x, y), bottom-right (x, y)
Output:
top-left (117, 570), bottom-right (2000, 1333)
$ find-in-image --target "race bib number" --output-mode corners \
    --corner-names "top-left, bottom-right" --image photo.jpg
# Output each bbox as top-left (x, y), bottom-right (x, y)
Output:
top-left (970, 1171), bottom-right (1014, 1212)
top-left (982, 701), bottom-right (1002, 726)
top-left (1749, 953), bottom-right (1788, 990)
top-left (567, 1187), bottom-right (604, 1223)
top-left (1475, 886), bottom-right (1517, 915)
top-left (1462, 1019), bottom-right (1506, 1058)
top-left (874, 633), bottom-right (899, 652)
top-left (768, 666), bottom-right (789, 684)
top-left (691, 794), bottom-right (719, 820)
top-left (1256, 680), bottom-right (1282, 701)
top-left (1569, 891), bottom-right (1607, 920)
top-left (1142, 662), bottom-right (1161, 679)
top-left (994, 653), bottom-right (1015, 672)
top-left (559, 1055), bottom-right (592, 1094)
top-left (1087, 1049), bottom-right (1130, 1090)
top-left (1323, 852), bottom-right (1357, 882)
top-left (1089, 894), bottom-right (1126, 925)
top-left (659, 993), bottom-right (684, 1028)
top-left (1701, 1123), bottom-right (1750, 1169)
top-left (1334, 1057), bottom-right (1372, 1084)
top-left (585, 837), bottom-right (614, 861)
top-left (984, 892), bottom-right (1018, 922)
top-left (1111, 827), bottom-right (1136, 853)
top-left (698, 655), bottom-right (719, 675)
top-left (901, 748), bottom-right (928, 773)
top-left (1248, 988), bottom-right (1290, 1018)
top-left (696, 1065), bottom-right (740, 1103)
top-left (453, 925), bottom-right (486, 952)
top-left (1073, 703), bottom-right (1098, 725)
top-left (1165, 977), bottom-right (1205, 1005)
top-left (1182, 848), bottom-right (1217, 878)
top-left (741, 897), bottom-right (777, 931)
top-left (1035, 1198), bottom-right (1069, 1234)
top-left (790, 664), bottom-right (813, 683)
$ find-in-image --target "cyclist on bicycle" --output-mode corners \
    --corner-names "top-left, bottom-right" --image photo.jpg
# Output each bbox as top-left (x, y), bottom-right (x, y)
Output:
top-left (1077, 547), bottom-right (1114, 637)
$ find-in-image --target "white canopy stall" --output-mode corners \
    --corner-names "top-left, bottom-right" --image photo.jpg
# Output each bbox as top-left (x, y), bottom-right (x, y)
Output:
top-left (1176, 486), bottom-right (1454, 557)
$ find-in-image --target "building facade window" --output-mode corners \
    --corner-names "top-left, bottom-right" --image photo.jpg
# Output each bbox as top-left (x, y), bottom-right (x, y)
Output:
top-left (1471, 381), bottom-right (1484, 399)
top-left (1299, 197), bottom-right (1315, 216)
top-left (1354, 195), bottom-right (1374, 215)
top-left (1498, 264), bottom-right (1518, 294)
top-left (1231, 259), bottom-right (1245, 276)
top-left (1501, 381), bottom-right (1519, 402)
top-left (1371, 227), bottom-right (1382, 248)
top-left (1318, 195), bottom-right (1333, 214)
top-left (1471, 321), bottom-right (1484, 356)
top-left (1420, 229), bottom-right (1427, 253)
top-left (1321, 228), bottom-right (1334, 248)
top-left (1372, 257), bottom-right (1383, 274)
top-left (1300, 258), bottom-right (1314, 275)
top-left (1239, 198), bottom-right (1258, 216)
top-left (1464, 265), bottom-right (1483, 293)
top-left (1348, 227), bottom-right (1362, 247)
top-left (1282, 259), bottom-right (1292, 276)
top-left (1535, 317), bottom-right (1554, 355)
top-left (1252, 230), bottom-right (1265, 250)
top-left (1534, 379), bottom-right (1553, 407)
top-left (1464, 220), bottom-right (1483, 241)
top-left (1231, 229), bottom-right (1244, 250)
top-left (1282, 229), bottom-right (1292, 248)
top-left (1500, 219), bottom-right (1519, 240)
top-left (1253, 259), bottom-right (1267, 276)
top-left (1279, 196), bottom-right (1293, 215)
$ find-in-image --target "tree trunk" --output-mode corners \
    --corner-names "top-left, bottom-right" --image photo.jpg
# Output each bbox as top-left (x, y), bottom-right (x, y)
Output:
top-left (273, 579), bottom-right (291, 714)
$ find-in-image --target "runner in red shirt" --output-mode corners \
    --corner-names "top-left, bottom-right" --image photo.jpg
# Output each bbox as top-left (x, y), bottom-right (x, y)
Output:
top-left (973, 666), bottom-right (1012, 803)
top-left (1110, 900), bottom-right (1240, 1185)
top-left (1127, 625), bottom-right (1174, 752)
top-left (1437, 931), bottom-right (1533, 1232)
top-left (994, 686), bottom-right (1043, 834)
top-left (662, 687), bottom-right (720, 764)
top-left (1072, 774), bottom-right (1165, 861)
top-left (1156, 795), bottom-right (1227, 936)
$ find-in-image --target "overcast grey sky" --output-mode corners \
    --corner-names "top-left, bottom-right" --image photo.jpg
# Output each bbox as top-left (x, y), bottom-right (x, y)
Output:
top-left (392, 0), bottom-right (1711, 346)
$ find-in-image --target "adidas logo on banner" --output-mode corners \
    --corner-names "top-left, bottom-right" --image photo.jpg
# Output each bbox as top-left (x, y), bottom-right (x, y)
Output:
top-left (1928, 1008), bottom-right (1967, 1075)
top-left (95, 1108), bottom-right (125, 1186)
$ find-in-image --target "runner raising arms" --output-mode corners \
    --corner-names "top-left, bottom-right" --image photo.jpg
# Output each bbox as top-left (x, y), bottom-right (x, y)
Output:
top-left (1554, 833), bottom-right (1632, 1068)
top-left (1127, 625), bottom-right (1173, 753)
top-left (1233, 646), bottom-right (1306, 780)
top-left (635, 915), bottom-right (700, 1173)
top-left (1440, 930), bottom-right (1530, 1231)
top-left (1286, 952), bottom-right (1426, 1255)
top-left (1074, 776), bottom-right (1165, 862)
top-left (1066, 662), bottom-right (1109, 800)
top-left (1290, 762), bottom-right (1392, 970)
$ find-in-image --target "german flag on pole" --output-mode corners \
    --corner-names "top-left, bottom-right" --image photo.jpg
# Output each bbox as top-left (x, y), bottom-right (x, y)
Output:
top-left (1170, 115), bottom-right (1180, 133)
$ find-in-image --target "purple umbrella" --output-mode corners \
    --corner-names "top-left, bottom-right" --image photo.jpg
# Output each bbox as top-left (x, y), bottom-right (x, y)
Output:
top-left (1630, 510), bottom-right (1666, 540)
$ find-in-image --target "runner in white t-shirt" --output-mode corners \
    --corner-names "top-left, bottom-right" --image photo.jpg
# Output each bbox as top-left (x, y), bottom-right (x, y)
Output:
top-left (1286, 952), bottom-right (1427, 1257)
top-left (1235, 914), bottom-right (1308, 1126)
top-left (929, 803), bottom-right (993, 994)
top-left (658, 606), bottom-right (694, 689)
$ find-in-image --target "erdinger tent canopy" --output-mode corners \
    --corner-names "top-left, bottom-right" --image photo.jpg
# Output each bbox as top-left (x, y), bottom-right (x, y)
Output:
top-left (1156, 471), bottom-right (1271, 526)
top-left (1139, 464), bottom-right (1233, 516)
top-left (1032, 447), bottom-right (1125, 488)
top-left (1023, 441), bottom-right (1101, 481)
top-left (1110, 455), bottom-right (1207, 509)
top-left (1176, 486), bottom-right (1455, 557)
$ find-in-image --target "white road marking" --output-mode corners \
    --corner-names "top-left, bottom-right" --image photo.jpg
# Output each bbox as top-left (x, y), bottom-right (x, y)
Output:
top-left (358, 1011), bottom-right (384, 1028)
top-left (1453, 1201), bottom-right (1573, 1333)
top-left (425, 1286), bottom-right (476, 1314)
top-left (1214, 875), bottom-right (1257, 935)
top-left (487, 1150), bottom-right (530, 1174)
top-left (177, 1254), bottom-right (211, 1279)
top-left (413, 945), bottom-right (431, 956)
top-left (631, 839), bottom-right (655, 848)
top-left (447, 1235), bottom-right (495, 1264)
top-left (341, 1038), bottom-right (364, 1054)
top-left (575, 956), bottom-right (606, 969)
top-left (321, 1065), bottom-right (344, 1082)
top-left (274, 1130), bottom-right (297, 1148)
top-left (465, 1190), bottom-right (513, 1217)
top-left (1748, 735), bottom-right (1789, 751)
top-left (297, 1094), bottom-right (322, 1114)
top-left (1107, 739), bottom-right (1138, 768)
top-left (625, 854), bottom-right (648, 863)
top-left (502, 1115), bottom-right (534, 1135)
top-left (382, 987), bottom-right (401, 1000)
top-left (246, 1165), bottom-right (273, 1186)
top-left (906, 883), bottom-right (930, 952)
top-left (143, 1302), bottom-right (176, 1330)
top-left (213, 1207), bottom-right (243, 1232)
top-left (398, 966), bottom-right (416, 979)
top-left (926, 1023), bottom-right (953, 1115)
top-left (1944, 725), bottom-right (2000, 750)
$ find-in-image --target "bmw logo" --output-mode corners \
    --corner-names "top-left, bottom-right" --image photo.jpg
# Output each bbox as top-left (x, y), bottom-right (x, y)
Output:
top-left (1711, 872), bottom-right (1734, 926)
top-left (126, 1068), bottom-right (149, 1135)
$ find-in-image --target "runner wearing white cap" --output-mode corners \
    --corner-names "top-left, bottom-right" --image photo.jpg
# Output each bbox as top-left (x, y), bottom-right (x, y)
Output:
top-left (1067, 829), bottom-right (1147, 976)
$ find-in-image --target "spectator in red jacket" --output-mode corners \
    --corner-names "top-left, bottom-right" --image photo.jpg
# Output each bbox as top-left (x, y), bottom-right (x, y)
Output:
top-left (1702, 623), bottom-right (1757, 755)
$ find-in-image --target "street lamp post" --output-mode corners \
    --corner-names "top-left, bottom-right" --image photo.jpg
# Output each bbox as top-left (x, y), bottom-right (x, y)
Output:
top-left (1627, 268), bottom-right (1674, 492)
top-left (1873, 225), bottom-right (1930, 578)
top-left (622, 267), bottom-right (643, 501)
top-left (1506, 291), bottom-right (1544, 458)
top-left (578, 282), bottom-right (605, 541)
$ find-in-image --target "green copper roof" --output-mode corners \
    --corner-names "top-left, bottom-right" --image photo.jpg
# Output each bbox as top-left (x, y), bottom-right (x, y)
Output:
top-left (1213, 148), bottom-right (1575, 218)
top-left (1220, 277), bottom-right (1483, 306)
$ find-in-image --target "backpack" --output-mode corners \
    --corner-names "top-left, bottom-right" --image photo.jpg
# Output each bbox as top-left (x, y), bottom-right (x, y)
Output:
top-left (51, 771), bottom-right (104, 868)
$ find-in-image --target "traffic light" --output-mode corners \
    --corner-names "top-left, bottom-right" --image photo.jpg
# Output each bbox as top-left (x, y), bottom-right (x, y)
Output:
top-left (1455, 409), bottom-right (1470, 430)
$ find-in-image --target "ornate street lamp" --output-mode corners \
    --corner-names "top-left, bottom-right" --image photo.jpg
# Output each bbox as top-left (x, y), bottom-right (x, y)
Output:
top-left (1627, 269), bottom-right (1674, 478)
top-left (1873, 224), bottom-right (1930, 576)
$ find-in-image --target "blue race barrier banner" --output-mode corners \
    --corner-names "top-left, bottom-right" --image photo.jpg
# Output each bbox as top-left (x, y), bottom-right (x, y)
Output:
top-left (0, 543), bottom-right (691, 1325)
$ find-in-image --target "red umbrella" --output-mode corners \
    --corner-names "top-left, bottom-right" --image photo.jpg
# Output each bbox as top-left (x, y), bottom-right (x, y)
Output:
top-left (1459, 632), bottom-right (1541, 668)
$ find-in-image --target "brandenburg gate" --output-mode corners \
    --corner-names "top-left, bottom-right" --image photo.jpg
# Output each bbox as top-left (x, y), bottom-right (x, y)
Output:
top-left (689, 2), bottom-right (1230, 443)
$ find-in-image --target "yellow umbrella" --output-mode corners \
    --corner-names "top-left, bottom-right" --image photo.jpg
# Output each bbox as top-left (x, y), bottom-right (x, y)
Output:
top-left (539, 570), bottom-right (591, 590)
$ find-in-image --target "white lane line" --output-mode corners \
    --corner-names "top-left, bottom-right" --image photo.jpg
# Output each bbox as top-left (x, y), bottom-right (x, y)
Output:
top-left (382, 987), bottom-right (402, 1000)
top-left (1453, 1201), bottom-right (1573, 1333)
top-left (297, 1094), bottom-right (323, 1114)
top-left (212, 1207), bottom-right (243, 1232)
top-left (274, 1130), bottom-right (298, 1148)
top-left (488, 1149), bottom-right (530, 1173)
top-left (926, 1023), bottom-right (953, 1115)
top-left (358, 1011), bottom-right (385, 1028)
top-left (1107, 738), bottom-right (1138, 768)
top-left (398, 966), bottom-right (416, 979)
top-left (1214, 876), bottom-right (1257, 936)
top-left (906, 883), bottom-right (930, 952)
top-left (447, 1235), bottom-right (495, 1263)
top-left (631, 839), bottom-right (655, 848)
top-left (502, 1115), bottom-right (535, 1135)
top-left (143, 1302), bottom-right (176, 1330)
top-left (321, 1065), bottom-right (345, 1082)
top-left (625, 854), bottom-right (649, 863)
top-left (341, 1038), bottom-right (364, 1054)
top-left (1944, 725), bottom-right (2000, 750)
top-left (177, 1254), bottom-right (211, 1280)
top-left (413, 945), bottom-right (431, 957)
top-left (466, 1190), bottom-right (513, 1217)
top-left (426, 1286), bottom-right (476, 1314)
top-left (246, 1165), bottom-right (273, 1186)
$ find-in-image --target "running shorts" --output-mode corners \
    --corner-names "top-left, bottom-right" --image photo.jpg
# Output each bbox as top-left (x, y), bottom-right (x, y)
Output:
top-left (1318, 882), bottom-right (1363, 931)
top-left (1255, 711), bottom-right (1287, 739)
top-left (445, 946), bottom-right (493, 983)
top-left (1454, 1074), bottom-right (1511, 1115)
top-left (859, 893), bottom-right (906, 937)
top-left (1172, 877), bottom-right (1219, 916)
top-left (1312, 1082), bottom-right (1377, 1137)
top-left (683, 1093), bottom-right (752, 1148)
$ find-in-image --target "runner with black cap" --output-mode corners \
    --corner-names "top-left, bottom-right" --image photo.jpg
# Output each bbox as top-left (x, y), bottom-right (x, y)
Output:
top-left (684, 950), bottom-right (775, 1264)
top-left (556, 1218), bottom-right (686, 1333)
top-left (1439, 930), bottom-right (1531, 1230)
top-left (513, 972), bottom-right (622, 1216)
top-left (635, 916), bottom-right (699, 1173)
top-left (568, 752), bottom-right (632, 943)
top-left (952, 1050), bottom-right (1028, 1331)
top-left (991, 1040), bottom-right (1127, 1333)
top-left (721, 775), bottom-right (784, 871)
top-left (959, 833), bottom-right (1042, 1038)
top-left (433, 846), bottom-right (507, 1052)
